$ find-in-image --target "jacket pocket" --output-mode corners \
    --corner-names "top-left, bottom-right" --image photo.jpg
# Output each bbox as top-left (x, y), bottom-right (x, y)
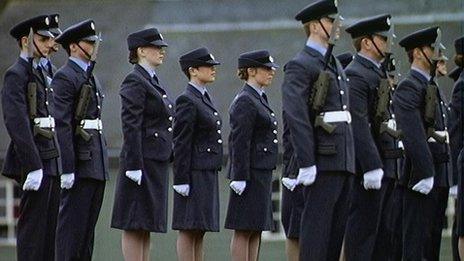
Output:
top-left (39, 148), bottom-right (60, 160)
top-left (316, 143), bottom-right (337, 155)
top-left (77, 150), bottom-right (92, 161)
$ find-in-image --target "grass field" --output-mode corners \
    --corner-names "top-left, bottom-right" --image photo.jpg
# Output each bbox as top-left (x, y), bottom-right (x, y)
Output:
top-left (0, 167), bottom-right (457, 260)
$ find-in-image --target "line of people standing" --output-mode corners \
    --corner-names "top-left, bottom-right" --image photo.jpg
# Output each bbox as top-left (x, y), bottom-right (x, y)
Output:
top-left (2, 0), bottom-right (464, 261)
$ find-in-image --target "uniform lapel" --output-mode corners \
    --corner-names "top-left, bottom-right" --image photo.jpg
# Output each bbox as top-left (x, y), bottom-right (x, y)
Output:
top-left (187, 84), bottom-right (217, 112)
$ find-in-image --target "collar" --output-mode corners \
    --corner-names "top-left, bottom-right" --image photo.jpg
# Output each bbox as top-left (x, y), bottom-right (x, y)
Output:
top-left (247, 82), bottom-right (264, 96)
top-left (358, 53), bottom-right (382, 69)
top-left (20, 52), bottom-right (39, 69)
top-left (189, 81), bottom-right (207, 95)
top-left (138, 62), bottom-right (157, 79)
top-left (69, 56), bottom-right (90, 72)
top-left (411, 66), bottom-right (431, 82)
top-left (306, 39), bottom-right (327, 56)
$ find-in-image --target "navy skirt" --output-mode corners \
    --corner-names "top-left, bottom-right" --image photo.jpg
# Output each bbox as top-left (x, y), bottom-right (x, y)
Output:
top-left (172, 169), bottom-right (220, 231)
top-left (111, 159), bottom-right (169, 232)
top-left (281, 185), bottom-right (305, 239)
top-left (225, 168), bottom-right (274, 231)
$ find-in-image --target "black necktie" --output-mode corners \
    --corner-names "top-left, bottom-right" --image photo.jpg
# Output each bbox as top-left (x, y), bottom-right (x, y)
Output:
top-left (152, 74), bottom-right (159, 84)
top-left (262, 92), bottom-right (268, 103)
top-left (204, 92), bottom-right (212, 103)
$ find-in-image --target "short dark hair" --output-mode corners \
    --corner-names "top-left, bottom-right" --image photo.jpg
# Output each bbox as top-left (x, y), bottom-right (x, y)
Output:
top-left (182, 67), bottom-right (191, 80)
top-left (352, 37), bottom-right (364, 52)
top-left (128, 49), bottom-right (138, 64)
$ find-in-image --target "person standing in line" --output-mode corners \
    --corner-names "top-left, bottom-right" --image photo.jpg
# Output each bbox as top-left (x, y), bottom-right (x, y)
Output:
top-left (281, 0), bottom-right (355, 260)
top-left (2, 15), bottom-right (60, 261)
top-left (225, 50), bottom-right (279, 261)
top-left (52, 20), bottom-right (109, 260)
top-left (171, 47), bottom-right (223, 261)
top-left (111, 27), bottom-right (173, 261)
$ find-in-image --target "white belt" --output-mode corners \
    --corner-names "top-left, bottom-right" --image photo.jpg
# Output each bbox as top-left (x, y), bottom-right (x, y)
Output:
top-left (321, 111), bottom-right (352, 124)
top-left (34, 117), bottom-right (55, 128)
top-left (81, 119), bottom-right (103, 130)
top-left (386, 119), bottom-right (397, 130)
top-left (427, 130), bottom-right (449, 144)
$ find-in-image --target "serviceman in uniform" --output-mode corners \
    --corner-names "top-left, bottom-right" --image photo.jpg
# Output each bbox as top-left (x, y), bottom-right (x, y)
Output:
top-left (52, 20), bottom-right (109, 260)
top-left (39, 13), bottom-right (62, 79)
top-left (281, 0), bottom-right (355, 260)
top-left (2, 15), bottom-right (61, 260)
top-left (343, 14), bottom-right (403, 261)
top-left (393, 26), bottom-right (451, 261)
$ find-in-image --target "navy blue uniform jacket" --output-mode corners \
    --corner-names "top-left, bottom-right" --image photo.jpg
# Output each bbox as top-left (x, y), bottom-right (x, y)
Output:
top-left (173, 84), bottom-right (223, 184)
top-left (281, 46), bottom-right (355, 174)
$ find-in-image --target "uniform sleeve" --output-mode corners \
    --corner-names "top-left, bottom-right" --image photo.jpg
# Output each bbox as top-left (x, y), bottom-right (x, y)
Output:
top-left (120, 75), bottom-right (145, 170)
top-left (52, 72), bottom-right (76, 174)
top-left (1, 70), bottom-right (42, 173)
top-left (281, 60), bottom-right (316, 169)
top-left (393, 80), bottom-right (435, 186)
top-left (347, 72), bottom-right (383, 173)
top-left (449, 80), bottom-right (464, 185)
top-left (229, 96), bottom-right (257, 181)
top-left (173, 95), bottom-right (197, 185)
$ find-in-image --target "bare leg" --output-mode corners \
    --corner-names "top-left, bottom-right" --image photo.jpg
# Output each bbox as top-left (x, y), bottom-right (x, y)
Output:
top-left (285, 238), bottom-right (299, 261)
top-left (248, 231), bottom-right (262, 261)
top-left (194, 231), bottom-right (206, 261)
top-left (177, 230), bottom-right (196, 261)
top-left (459, 237), bottom-right (464, 260)
top-left (142, 232), bottom-right (150, 261)
top-left (122, 230), bottom-right (145, 261)
top-left (231, 230), bottom-right (251, 261)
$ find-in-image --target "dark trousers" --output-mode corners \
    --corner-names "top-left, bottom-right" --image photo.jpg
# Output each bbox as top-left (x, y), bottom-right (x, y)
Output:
top-left (17, 175), bottom-right (60, 261)
top-left (388, 183), bottom-right (404, 261)
top-left (402, 187), bottom-right (432, 261)
top-left (423, 187), bottom-right (449, 261)
top-left (55, 178), bottom-right (105, 261)
top-left (299, 172), bottom-right (352, 261)
top-left (344, 176), bottom-right (395, 261)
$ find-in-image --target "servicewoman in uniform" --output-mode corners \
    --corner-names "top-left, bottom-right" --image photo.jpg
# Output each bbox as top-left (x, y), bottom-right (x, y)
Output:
top-left (171, 47), bottom-right (222, 261)
top-left (52, 20), bottom-right (109, 260)
top-left (225, 50), bottom-right (279, 261)
top-left (448, 36), bottom-right (464, 259)
top-left (111, 28), bottom-right (173, 261)
top-left (343, 14), bottom-right (403, 261)
top-left (2, 15), bottom-right (60, 261)
top-left (281, 1), bottom-right (355, 260)
top-left (393, 26), bottom-right (451, 261)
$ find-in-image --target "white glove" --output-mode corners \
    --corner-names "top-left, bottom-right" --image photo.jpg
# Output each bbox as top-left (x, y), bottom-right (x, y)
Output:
top-left (412, 177), bottom-right (434, 195)
top-left (282, 178), bottom-right (298, 191)
top-left (363, 168), bottom-right (384, 190)
top-left (230, 181), bottom-right (247, 195)
top-left (296, 165), bottom-right (317, 186)
top-left (23, 169), bottom-right (43, 191)
top-left (60, 173), bottom-right (75, 189)
top-left (125, 170), bottom-right (142, 185)
top-left (450, 185), bottom-right (458, 198)
top-left (173, 184), bottom-right (190, 197)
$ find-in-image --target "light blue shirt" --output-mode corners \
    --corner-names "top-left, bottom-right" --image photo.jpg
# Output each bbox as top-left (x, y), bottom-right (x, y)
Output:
top-left (20, 52), bottom-right (38, 68)
top-left (411, 66), bottom-right (431, 82)
top-left (139, 62), bottom-right (157, 79)
top-left (306, 39), bottom-right (327, 56)
top-left (358, 53), bottom-right (382, 69)
top-left (248, 82), bottom-right (265, 96)
top-left (69, 56), bottom-right (90, 72)
top-left (189, 81), bottom-right (207, 95)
